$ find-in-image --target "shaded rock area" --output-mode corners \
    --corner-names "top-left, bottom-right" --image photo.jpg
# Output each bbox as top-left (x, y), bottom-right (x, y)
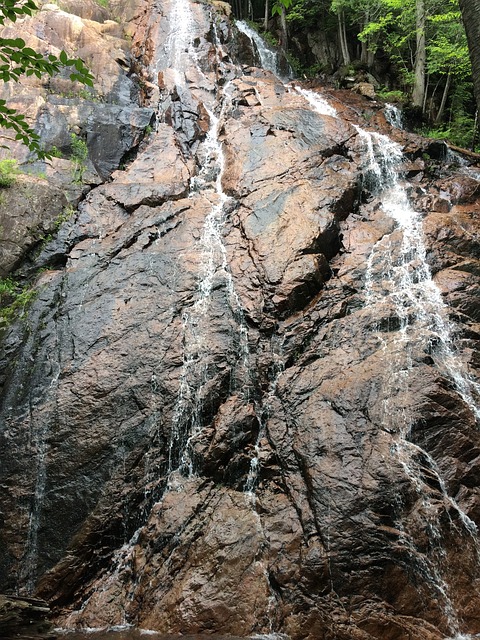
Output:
top-left (0, 595), bottom-right (55, 639)
top-left (0, 175), bottom-right (68, 277)
top-left (0, 0), bottom-right (480, 639)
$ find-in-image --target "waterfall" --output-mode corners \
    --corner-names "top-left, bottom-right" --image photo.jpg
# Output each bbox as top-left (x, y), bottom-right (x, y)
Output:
top-left (235, 20), bottom-right (291, 79)
top-left (19, 421), bottom-right (49, 594)
top-left (294, 86), bottom-right (338, 117)
top-left (17, 339), bottom-right (62, 594)
top-left (300, 87), bottom-right (480, 423)
top-left (356, 125), bottom-right (480, 640)
top-left (357, 126), bottom-right (480, 422)
top-left (299, 86), bottom-right (480, 639)
top-left (156, 0), bottom-right (196, 87)
top-left (60, 0), bottom-right (257, 626)
top-left (6, 0), bottom-right (480, 631)
top-left (384, 102), bottom-right (404, 129)
top-left (168, 91), bottom-right (252, 475)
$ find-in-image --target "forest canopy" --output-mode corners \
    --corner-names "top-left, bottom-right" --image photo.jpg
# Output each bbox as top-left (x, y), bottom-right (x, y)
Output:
top-left (236, 0), bottom-right (478, 149)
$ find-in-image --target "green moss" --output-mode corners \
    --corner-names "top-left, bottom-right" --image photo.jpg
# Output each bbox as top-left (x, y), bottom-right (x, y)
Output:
top-left (0, 159), bottom-right (20, 188)
top-left (54, 204), bottom-right (76, 228)
top-left (0, 277), bottom-right (37, 327)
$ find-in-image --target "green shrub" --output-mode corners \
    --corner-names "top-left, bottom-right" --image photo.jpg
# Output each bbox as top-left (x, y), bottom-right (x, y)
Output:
top-left (70, 133), bottom-right (88, 163)
top-left (0, 277), bottom-right (15, 297)
top-left (377, 89), bottom-right (406, 103)
top-left (70, 132), bottom-right (88, 182)
top-left (54, 204), bottom-right (76, 228)
top-left (0, 159), bottom-right (20, 187)
top-left (48, 146), bottom-right (63, 158)
top-left (421, 112), bottom-right (478, 150)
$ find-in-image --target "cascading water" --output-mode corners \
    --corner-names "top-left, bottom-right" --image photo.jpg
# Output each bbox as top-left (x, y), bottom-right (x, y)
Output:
top-left (298, 86), bottom-right (480, 639)
top-left (235, 20), bottom-right (291, 79)
top-left (384, 102), bottom-right (404, 129)
top-left (157, 0), bottom-right (195, 87)
top-left (299, 86), bottom-right (480, 425)
top-left (17, 336), bottom-right (62, 594)
top-left (61, 0), bottom-right (256, 628)
top-left (294, 86), bottom-right (338, 117)
top-left (168, 92), bottom-right (253, 476)
top-left (5, 0), bottom-right (480, 633)
top-left (357, 125), bottom-right (480, 639)
top-left (19, 420), bottom-right (50, 594)
top-left (357, 126), bottom-right (480, 421)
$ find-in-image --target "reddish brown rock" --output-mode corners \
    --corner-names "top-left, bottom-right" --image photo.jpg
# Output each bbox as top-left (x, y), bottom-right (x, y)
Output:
top-left (0, 1), bottom-right (479, 639)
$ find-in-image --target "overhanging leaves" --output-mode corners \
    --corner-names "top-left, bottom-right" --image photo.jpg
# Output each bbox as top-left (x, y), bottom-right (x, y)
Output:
top-left (0, 0), bottom-right (93, 157)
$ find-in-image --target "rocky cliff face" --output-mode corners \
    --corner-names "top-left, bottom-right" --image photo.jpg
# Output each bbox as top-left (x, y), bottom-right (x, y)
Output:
top-left (1, 1), bottom-right (480, 639)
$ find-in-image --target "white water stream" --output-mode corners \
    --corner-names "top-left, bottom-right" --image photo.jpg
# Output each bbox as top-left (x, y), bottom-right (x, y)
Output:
top-left (161, 0), bottom-right (195, 86)
top-left (384, 102), bottom-right (404, 129)
top-left (19, 343), bottom-right (62, 593)
top-left (357, 126), bottom-right (480, 422)
top-left (299, 86), bottom-right (480, 639)
top-left (168, 92), bottom-right (252, 475)
top-left (357, 126), bottom-right (480, 639)
top-left (235, 20), bottom-right (291, 79)
top-left (294, 86), bottom-right (338, 117)
top-left (63, 0), bottom-right (256, 624)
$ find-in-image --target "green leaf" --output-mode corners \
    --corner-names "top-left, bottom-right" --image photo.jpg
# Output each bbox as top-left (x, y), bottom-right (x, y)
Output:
top-left (0, 0), bottom-right (94, 158)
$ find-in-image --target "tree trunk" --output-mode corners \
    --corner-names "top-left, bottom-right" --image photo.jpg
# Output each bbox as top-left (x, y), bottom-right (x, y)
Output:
top-left (338, 10), bottom-right (350, 66)
top-left (264, 0), bottom-right (269, 31)
top-left (412, 0), bottom-right (426, 108)
top-left (360, 38), bottom-right (368, 64)
top-left (435, 72), bottom-right (451, 124)
top-left (459, 0), bottom-right (480, 117)
top-left (279, 4), bottom-right (288, 51)
top-left (360, 38), bottom-right (375, 68)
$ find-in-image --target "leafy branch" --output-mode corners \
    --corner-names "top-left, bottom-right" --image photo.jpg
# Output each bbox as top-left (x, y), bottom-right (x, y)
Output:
top-left (0, 0), bottom-right (94, 157)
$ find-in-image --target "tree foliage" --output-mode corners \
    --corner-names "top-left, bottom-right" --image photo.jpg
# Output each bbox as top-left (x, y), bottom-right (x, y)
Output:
top-left (0, 0), bottom-right (93, 157)
top-left (272, 0), bottom-right (293, 17)
top-left (264, 0), bottom-right (476, 147)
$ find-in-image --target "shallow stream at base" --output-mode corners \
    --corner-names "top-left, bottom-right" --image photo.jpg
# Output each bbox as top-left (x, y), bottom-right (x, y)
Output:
top-left (54, 630), bottom-right (480, 640)
top-left (55, 631), bottom-right (286, 640)
top-left (56, 633), bottom-right (240, 640)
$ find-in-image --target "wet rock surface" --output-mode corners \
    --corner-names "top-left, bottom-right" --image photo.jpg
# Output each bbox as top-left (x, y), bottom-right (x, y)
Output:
top-left (0, 1), bottom-right (480, 639)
